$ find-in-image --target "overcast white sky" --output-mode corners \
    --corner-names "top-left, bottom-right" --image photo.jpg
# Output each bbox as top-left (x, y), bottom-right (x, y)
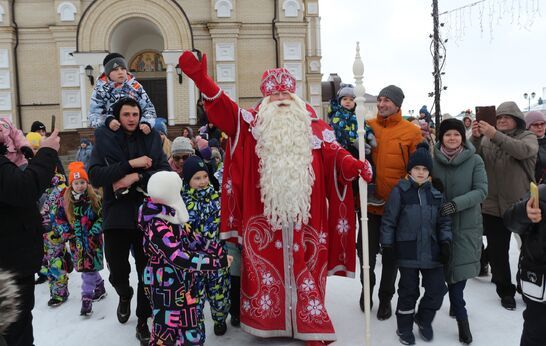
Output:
top-left (319, 0), bottom-right (545, 116)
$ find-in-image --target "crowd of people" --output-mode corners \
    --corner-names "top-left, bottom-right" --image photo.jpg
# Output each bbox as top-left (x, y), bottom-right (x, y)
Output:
top-left (0, 50), bottom-right (545, 346)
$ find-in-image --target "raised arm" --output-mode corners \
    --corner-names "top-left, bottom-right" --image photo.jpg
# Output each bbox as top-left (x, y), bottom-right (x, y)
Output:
top-left (178, 51), bottom-right (241, 137)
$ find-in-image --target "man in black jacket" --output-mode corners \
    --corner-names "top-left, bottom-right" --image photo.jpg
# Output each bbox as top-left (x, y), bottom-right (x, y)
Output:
top-left (88, 98), bottom-right (169, 345)
top-left (0, 129), bottom-right (60, 346)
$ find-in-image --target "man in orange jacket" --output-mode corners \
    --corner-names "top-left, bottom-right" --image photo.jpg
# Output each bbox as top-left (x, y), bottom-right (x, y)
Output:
top-left (357, 85), bottom-right (423, 320)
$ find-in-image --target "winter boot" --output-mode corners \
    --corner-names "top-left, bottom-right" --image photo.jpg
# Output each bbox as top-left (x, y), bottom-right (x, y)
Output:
top-left (80, 296), bottom-right (93, 316)
top-left (367, 195), bottom-right (386, 207)
top-left (136, 318), bottom-right (150, 346)
top-left (214, 322), bottom-right (227, 336)
top-left (377, 300), bottom-right (392, 320)
top-left (35, 273), bottom-right (47, 285)
top-left (359, 291), bottom-right (373, 313)
top-left (457, 319), bottom-right (473, 344)
top-left (117, 287), bottom-right (134, 324)
top-left (501, 296), bottom-right (516, 310)
top-left (396, 330), bottom-right (415, 345)
top-left (47, 295), bottom-right (68, 307)
top-left (92, 280), bottom-right (107, 301)
top-left (414, 313), bottom-right (434, 341)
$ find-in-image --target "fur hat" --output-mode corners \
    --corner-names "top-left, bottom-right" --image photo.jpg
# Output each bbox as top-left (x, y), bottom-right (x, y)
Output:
top-left (171, 137), bottom-right (194, 156)
top-left (104, 54), bottom-right (128, 77)
top-left (525, 111), bottom-right (546, 129)
top-left (377, 85), bottom-right (404, 107)
top-left (0, 269), bottom-right (20, 334)
top-left (68, 161), bottom-right (88, 185)
top-left (439, 118), bottom-right (466, 144)
top-left (147, 171), bottom-right (189, 225)
top-left (30, 121), bottom-right (46, 133)
top-left (182, 156), bottom-right (209, 186)
top-left (337, 85), bottom-right (356, 103)
top-left (260, 68), bottom-right (297, 97)
top-left (496, 101), bottom-right (526, 130)
top-left (25, 132), bottom-right (42, 150)
top-left (407, 142), bottom-right (433, 172)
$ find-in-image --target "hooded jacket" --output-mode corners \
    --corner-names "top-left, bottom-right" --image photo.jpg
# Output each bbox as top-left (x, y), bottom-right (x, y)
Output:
top-left (367, 111), bottom-right (423, 215)
top-left (88, 72), bottom-right (156, 128)
top-left (0, 117), bottom-right (31, 167)
top-left (470, 103), bottom-right (538, 217)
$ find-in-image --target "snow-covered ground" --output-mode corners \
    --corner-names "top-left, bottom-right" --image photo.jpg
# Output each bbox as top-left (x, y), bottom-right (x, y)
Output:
top-left (33, 237), bottom-right (524, 345)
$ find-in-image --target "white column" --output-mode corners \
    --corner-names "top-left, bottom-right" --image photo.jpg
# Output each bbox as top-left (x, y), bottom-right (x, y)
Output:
top-left (166, 64), bottom-right (175, 125)
top-left (188, 79), bottom-right (197, 125)
top-left (79, 65), bottom-right (88, 127)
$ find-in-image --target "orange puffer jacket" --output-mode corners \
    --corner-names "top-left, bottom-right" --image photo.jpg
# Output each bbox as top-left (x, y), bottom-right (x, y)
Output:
top-left (367, 111), bottom-right (423, 215)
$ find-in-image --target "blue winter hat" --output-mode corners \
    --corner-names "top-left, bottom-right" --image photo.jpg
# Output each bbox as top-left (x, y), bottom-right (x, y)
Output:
top-left (419, 105), bottom-right (430, 117)
top-left (407, 142), bottom-right (432, 172)
top-left (154, 118), bottom-right (168, 135)
top-left (182, 156), bottom-right (208, 186)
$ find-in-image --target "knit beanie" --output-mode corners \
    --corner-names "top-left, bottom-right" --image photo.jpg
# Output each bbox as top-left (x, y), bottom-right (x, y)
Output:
top-left (200, 146), bottom-right (212, 161)
top-left (208, 138), bottom-right (221, 149)
top-left (104, 55), bottom-right (128, 77)
top-left (68, 161), bottom-right (89, 185)
top-left (182, 156), bottom-right (208, 186)
top-left (30, 121), bottom-right (46, 133)
top-left (337, 85), bottom-right (356, 103)
top-left (147, 171), bottom-right (189, 225)
top-left (377, 85), bottom-right (404, 107)
top-left (26, 132), bottom-right (42, 150)
top-left (525, 111), bottom-right (546, 129)
top-left (196, 137), bottom-right (209, 151)
top-left (407, 142), bottom-right (432, 172)
top-left (171, 137), bottom-right (194, 155)
top-left (419, 105), bottom-right (430, 117)
top-left (496, 101), bottom-right (526, 130)
top-left (439, 118), bottom-right (466, 144)
top-left (154, 118), bottom-right (168, 135)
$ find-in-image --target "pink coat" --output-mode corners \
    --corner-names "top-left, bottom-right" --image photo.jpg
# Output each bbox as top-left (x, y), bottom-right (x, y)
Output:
top-left (0, 117), bottom-right (31, 167)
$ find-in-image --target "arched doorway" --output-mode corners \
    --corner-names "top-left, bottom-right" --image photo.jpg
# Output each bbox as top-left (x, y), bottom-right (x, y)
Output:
top-left (110, 18), bottom-right (168, 118)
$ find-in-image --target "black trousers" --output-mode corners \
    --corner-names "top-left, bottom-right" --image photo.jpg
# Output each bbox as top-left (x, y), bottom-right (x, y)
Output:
top-left (103, 228), bottom-right (151, 320)
top-left (521, 297), bottom-right (546, 346)
top-left (357, 213), bottom-right (398, 302)
top-left (229, 275), bottom-right (240, 318)
top-left (483, 214), bottom-right (516, 298)
top-left (3, 275), bottom-right (35, 346)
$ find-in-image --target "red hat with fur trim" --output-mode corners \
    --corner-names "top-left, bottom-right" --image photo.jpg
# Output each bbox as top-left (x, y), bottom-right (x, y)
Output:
top-left (259, 68), bottom-right (297, 97)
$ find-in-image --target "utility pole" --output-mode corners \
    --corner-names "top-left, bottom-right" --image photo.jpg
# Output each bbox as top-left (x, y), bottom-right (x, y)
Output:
top-left (432, 0), bottom-right (441, 126)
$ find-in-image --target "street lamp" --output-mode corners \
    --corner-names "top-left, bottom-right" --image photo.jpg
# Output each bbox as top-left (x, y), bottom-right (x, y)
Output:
top-left (175, 64), bottom-right (183, 84)
top-left (524, 92), bottom-right (536, 111)
top-left (85, 65), bottom-right (94, 86)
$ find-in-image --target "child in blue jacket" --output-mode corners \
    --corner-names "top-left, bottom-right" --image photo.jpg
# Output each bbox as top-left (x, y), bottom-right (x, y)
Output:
top-left (182, 156), bottom-right (231, 337)
top-left (380, 142), bottom-right (452, 345)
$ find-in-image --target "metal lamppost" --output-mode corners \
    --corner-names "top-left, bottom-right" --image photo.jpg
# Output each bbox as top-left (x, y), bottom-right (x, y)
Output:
top-left (524, 92), bottom-right (536, 111)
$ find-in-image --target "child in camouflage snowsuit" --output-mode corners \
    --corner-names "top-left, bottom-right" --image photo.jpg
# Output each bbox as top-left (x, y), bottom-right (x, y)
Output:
top-left (139, 171), bottom-right (228, 345)
top-left (40, 172), bottom-right (72, 306)
top-left (182, 156), bottom-right (231, 336)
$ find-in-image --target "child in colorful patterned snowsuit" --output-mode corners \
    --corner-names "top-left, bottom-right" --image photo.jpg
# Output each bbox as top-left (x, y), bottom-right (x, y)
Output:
top-left (40, 172), bottom-right (72, 306)
top-left (54, 162), bottom-right (105, 315)
top-left (182, 156), bottom-right (231, 336)
top-left (139, 171), bottom-right (228, 345)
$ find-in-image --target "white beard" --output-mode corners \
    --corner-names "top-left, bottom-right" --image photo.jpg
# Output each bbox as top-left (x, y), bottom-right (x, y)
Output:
top-left (254, 94), bottom-right (315, 230)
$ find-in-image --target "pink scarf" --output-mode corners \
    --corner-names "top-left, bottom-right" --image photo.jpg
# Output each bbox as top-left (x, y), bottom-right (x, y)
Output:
top-left (440, 145), bottom-right (463, 161)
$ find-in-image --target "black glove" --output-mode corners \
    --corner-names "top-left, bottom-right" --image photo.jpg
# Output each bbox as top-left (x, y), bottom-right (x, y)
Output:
top-left (439, 242), bottom-right (451, 264)
top-left (21, 146), bottom-right (34, 160)
top-left (439, 201), bottom-right (457, 216)
top-left (0, 143), bottom-right (7, 156)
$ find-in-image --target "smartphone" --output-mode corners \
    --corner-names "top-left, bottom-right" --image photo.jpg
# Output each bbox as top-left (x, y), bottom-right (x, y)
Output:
top-left (475, 106), bottom-right (496, 127)
top-left (530, 182), bottom-right (539, 207)
top-left (50, 115), bottom-right (56, 132)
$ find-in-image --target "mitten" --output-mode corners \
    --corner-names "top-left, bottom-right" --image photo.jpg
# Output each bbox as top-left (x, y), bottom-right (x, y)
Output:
top-left (21, 146), bottom-right (34, 159)
top-left (355, 159), bottom-right (373, 183)
top-left (365, 129), bottom-right (377, 148)
top-left (439, 242), bottom-right (451, 264)
top-left (178, 51), bottom-right (220, 97)
top-left (365, 143), bottom-right (372, 156)
top-left (439, 201), bottom-right (457, 216)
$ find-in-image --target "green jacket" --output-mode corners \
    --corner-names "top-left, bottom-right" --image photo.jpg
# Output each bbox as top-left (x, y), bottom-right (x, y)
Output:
top-left (433, 142), bottom-right (488, 283)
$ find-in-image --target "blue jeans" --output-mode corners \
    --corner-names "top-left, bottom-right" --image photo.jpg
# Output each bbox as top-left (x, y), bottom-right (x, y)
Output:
top-left (448, 280), bottom-right (467, 321)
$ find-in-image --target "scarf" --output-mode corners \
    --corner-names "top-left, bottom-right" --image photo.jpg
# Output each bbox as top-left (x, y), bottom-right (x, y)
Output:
top-left (440, 144), bottom-right (463, 161)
